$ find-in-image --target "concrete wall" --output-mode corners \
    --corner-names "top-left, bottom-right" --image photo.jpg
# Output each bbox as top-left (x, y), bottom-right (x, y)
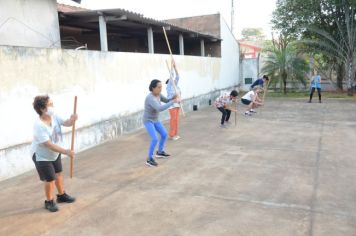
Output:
top-left (219, 17), bottom-right (240, 89)
top-left (0, 0), bottom-right (61, 48)
top-left (240, 58), bottom-right (259, 91)
top-left (0, 45), bottom-right (239, 181)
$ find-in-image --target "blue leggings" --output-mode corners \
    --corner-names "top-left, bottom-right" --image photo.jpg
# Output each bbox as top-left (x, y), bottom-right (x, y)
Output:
top-left (144, 121), bottom-right (168, 160)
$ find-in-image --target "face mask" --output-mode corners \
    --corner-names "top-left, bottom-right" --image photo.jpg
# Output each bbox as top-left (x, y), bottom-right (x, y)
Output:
top-left (46, 107), bottom-right (55, 116)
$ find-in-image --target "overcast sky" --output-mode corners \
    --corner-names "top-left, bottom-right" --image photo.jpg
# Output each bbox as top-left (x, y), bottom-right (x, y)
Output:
top-left (58, 0), bottom-right (277, 38)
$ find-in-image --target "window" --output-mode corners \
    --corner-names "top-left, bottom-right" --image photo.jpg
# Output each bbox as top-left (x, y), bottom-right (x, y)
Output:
top-left (245, 78), bottom-right (253, 85)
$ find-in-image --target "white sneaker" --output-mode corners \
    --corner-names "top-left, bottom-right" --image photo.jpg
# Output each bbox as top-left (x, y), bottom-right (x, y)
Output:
top-left (172, 136), bottom-right (180, 141)
top-left (244, 111), bottom-right (252, 116)
top-left (250, 109), bottom-right (257, 113)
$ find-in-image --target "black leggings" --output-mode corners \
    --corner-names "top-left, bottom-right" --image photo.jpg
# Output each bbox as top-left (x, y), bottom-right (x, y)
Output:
top-left (218, 107), bottom-right (231, 125)
top-left (310, 88), bottom-right (321, 101)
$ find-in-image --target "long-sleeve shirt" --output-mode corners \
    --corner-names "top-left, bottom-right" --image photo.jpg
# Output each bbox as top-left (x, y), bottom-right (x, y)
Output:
top-left (143, 93), bottom-right (174, 123)
top-left (250, 78), bottom-right (264, 89)
top-left (166, 73), bottom-right (181, 109)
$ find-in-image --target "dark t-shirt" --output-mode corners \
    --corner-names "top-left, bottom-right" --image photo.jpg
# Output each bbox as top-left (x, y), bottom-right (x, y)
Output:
top-left (251, 79), bottom-right (264, 89)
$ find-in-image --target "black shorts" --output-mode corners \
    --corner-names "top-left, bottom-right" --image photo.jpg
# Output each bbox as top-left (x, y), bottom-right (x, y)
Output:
top-left (32, 153), bottom-right (62, 182)
top-left (241, 98), bottom-right (251, 105)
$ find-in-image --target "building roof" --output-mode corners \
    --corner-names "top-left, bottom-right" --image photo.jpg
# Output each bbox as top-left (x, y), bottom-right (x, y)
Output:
top-left (60, 9), bottom-right (221, 41)
top-left (239, 43), bottom-right (262, 51)
top-left (165, 14), bottom-right (221, 38)
top-left (57, 3), bottom-right (87, 13)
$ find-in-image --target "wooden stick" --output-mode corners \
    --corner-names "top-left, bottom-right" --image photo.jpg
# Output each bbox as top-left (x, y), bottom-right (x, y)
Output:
top-left (70, 96), bottom-right (77, 179)
top-left (165, 60), bottom-right (185, 116)
top-left (262, 80), bottom-right (271, 103)
top-left (224, 106), bottom-right (238, 113)
top-left (233, 101), bottom-right (237, 126)
top-left (163, 27), bottom-right (174, 59)
top-left (163, 27), bottom-right (185, 116)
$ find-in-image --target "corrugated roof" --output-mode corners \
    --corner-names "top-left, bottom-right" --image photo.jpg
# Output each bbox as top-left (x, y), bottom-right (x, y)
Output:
top-left (62, 8), bottom-right (221, 41)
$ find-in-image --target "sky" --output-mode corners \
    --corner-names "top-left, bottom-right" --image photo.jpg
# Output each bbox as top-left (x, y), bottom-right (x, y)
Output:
top-left (58, 0), bottom-right (277, 39)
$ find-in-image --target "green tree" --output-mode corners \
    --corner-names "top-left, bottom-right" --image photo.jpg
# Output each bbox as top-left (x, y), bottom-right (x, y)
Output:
top-left (241, 28), bottom-right (265, 41)
top-left (271, 0), bottom-right (356, 94)
top-left (262, 35), bottom-right (309, 94)
top-left (300, 0), bottom-right (356, 95)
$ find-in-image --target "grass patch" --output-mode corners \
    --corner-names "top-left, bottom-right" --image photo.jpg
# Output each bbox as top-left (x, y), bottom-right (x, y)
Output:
top-left (266, 91), bottom-right (356, 99)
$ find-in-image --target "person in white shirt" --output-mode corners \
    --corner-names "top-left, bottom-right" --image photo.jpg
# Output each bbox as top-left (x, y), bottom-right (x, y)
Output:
top-left (31, 95), bottom-right (77, 212)
top-left (241, 86), bottom-right (264, 116)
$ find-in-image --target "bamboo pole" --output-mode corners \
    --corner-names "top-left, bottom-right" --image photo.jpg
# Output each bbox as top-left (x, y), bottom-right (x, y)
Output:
top-left (262, 80), bottom-right (271, 103)
top-left (163, 27), bottom-right (174, 60)
top-left (70, 96), bottom-right (77, 178)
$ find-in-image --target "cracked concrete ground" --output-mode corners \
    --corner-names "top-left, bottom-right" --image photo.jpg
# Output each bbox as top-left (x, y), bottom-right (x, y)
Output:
top-left (1, 98), bottom-right (356, 236)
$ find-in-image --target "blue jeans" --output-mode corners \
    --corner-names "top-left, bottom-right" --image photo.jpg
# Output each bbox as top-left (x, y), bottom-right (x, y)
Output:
top-left (144, 121), bottom-right (168, 160)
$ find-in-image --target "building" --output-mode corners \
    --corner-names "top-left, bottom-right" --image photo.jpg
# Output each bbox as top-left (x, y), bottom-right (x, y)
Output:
top-left (238, 42), bottom-right (262, 90)
top-left (0, 0), bottom-right (80, 48)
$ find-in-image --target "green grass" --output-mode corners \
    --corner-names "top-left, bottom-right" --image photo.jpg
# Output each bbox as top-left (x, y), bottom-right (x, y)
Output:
top-left (266, 91), bottom-right (356, 99)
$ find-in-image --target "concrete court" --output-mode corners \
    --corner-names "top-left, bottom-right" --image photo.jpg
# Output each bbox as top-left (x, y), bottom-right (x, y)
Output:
top-left (1, 98), bottom-right (356, 236)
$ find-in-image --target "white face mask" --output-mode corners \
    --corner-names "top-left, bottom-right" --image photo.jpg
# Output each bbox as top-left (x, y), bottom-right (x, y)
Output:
top-left (46, 107), bottom-right (55, 116)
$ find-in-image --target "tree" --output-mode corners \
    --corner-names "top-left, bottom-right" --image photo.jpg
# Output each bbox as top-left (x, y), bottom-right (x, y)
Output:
top-left (271, 0), bottom-right (356, 94)
top-left (262, 35), bottom-right (309, 94)
top-left (241, 28), bottom-right (265, 41)
top-left (299, 0), bottom-right (356, 95)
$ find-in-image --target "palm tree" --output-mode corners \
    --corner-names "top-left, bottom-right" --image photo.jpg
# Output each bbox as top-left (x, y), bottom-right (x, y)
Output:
top-left (262, 34), bottom-right (309, 94)
top-left (300, 0), bottom-right (356, 95)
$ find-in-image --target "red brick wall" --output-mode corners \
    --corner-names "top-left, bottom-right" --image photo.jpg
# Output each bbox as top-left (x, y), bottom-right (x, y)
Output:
top-left (165, 14), bottom-right (221, 38)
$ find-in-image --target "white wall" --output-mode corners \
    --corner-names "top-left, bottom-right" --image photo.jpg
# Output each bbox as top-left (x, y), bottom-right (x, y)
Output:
top-left (0, 0), bottom-right (61, 48)
top-left (0, 45), bottom-right (238, 181)
top-left (241, 58), bottom-right (259, 91)
top-left (219, 17), bottom-right (240, 92)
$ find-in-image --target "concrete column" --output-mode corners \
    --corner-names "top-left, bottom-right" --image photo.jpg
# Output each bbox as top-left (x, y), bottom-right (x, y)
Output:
top-left (200, 39), bottom-right (205, 57)
top-left (99, 15), bottom-right (108, 51)
top-left (147, 27), bottom-right (154, 54)
top-left (179, 34), bottom-right (184, 55)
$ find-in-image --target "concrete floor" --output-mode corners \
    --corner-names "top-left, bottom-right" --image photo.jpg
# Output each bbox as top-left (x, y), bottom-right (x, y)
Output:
top-left (1, 98), bottom-right (356, 236)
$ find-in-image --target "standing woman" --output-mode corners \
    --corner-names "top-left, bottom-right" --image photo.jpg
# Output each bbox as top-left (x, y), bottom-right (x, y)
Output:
top-left (308, 69), bottom-right (322, 103)
top-left (31, 95), bottom-right (77, 212)
top-left (166, 61), bottom-right (181, 141)
top-left (144, 79), bottom-right (180, 167)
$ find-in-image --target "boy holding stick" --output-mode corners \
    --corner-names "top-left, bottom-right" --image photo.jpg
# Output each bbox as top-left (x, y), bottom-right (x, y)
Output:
top-left (214, 90), bottom-right (239, 128)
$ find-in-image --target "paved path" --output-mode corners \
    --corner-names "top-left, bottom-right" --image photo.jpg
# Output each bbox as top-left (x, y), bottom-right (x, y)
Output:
top-left (1, 98), bottom-right (356, 236)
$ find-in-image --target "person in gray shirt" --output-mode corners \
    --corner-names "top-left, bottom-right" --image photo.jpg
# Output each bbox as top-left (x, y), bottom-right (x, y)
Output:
top-left (31, 95), bottom-right (77, 212)
top-left (144, 79), bottom-right (180, 167)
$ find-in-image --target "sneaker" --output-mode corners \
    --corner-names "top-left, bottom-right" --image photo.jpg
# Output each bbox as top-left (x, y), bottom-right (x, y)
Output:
top-left (250, 109), bottom-right (257, 113)
top-left (220, 124), bottom-right (228, 128)
top-left (45, 200), bottom-right (59, 212)
top-left (156, 151), bottom-right (170, 159)
top-left (146, 159), bottom-right (158, 167)
top-left (57, 192), bottom-right (76, 203)
top-left (172, 136), bottom-right (180, 141)
top-left (244, 111), bottom-right (251, 116)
